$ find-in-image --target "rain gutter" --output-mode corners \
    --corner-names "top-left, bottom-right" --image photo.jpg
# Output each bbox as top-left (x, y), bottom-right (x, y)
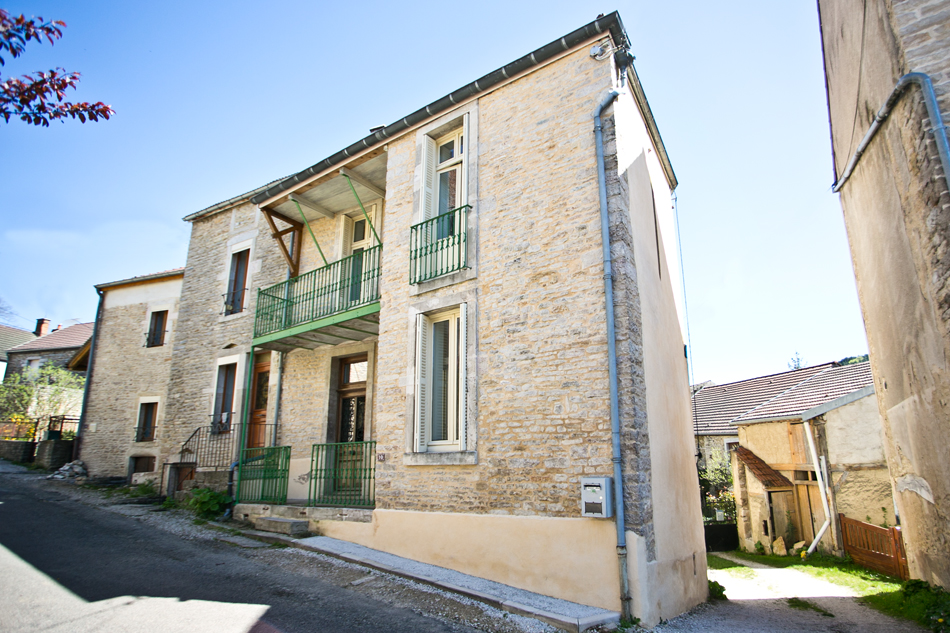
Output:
top-left (75, 287), bottom-right (105, 461)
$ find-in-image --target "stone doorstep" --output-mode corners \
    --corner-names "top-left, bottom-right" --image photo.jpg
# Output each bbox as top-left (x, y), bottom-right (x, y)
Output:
top-left (254, 516), bottom-right (310, 536)
top-left (214, 523), bottom-right (619, 633)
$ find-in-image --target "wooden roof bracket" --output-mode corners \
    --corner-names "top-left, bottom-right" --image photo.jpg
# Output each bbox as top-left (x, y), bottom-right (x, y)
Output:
top-left (260, 206), bottom-right (302, 277)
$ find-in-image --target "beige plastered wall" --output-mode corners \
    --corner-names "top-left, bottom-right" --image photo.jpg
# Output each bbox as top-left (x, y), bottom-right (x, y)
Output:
top-left (818, 0), bottom-right (950, 586)
top-left (611, 80), bottom-right (707, 624)
top-left (81, 277), bottom-right (182, 477)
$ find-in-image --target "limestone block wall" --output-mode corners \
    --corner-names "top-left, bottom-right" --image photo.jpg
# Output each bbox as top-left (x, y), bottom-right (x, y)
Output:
top-left (818, 0), bottom-right (950, 586)
top-left (369, 45), bottom-right (617, 518)
top-left (5, 348), bottom-right (82, 381)
top-left (80, 277), bottom-right (182, 477)
top-left (161, 202), bottom-right (287, 464)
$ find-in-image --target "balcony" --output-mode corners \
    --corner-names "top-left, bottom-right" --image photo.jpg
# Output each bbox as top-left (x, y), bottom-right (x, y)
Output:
top-left (253, 245), bottom-right (381, 350)
top-left (409, 205), bottom-right (469, 284)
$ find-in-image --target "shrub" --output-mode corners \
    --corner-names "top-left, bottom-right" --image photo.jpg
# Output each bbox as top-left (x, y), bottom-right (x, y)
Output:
top-left (708, 580), bottom-right (727, 601)
top-left (187, 487), bottom-right (232, 519)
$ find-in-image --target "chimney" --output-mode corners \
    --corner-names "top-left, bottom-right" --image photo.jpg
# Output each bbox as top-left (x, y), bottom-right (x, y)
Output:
top-left (34, 318), bottom-right (50, 337)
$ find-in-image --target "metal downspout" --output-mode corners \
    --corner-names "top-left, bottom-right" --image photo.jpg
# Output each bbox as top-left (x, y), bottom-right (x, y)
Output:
top-left (803, 418), bottom-right (832, 555)
top-left (75, 287), bottom-right (105, 461)
top-left (594, 87), bottom-right (632, 621)
top-left (833, 72), bottom-right (950, 193)
top-left (234, 346), bottom-right (256, 503)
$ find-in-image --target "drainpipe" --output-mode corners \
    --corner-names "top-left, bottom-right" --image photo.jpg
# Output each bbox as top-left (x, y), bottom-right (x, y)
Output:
top-left (594, 86), bottom-right (633, 622)
top-left (75, 287), bottom-right (105, 462)
top-left (234, 346), bottom-right (255, 503)
top-left (803, 418), bottom-right (832, 556)
top-left (833, 72), bottom-right (950, 194)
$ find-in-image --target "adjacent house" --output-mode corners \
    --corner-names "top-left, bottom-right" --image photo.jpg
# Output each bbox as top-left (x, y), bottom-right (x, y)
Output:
top-left (0, 323), bottom-right (36, 379)
top-left (78, 12), bottom-right (706, 625)
top-left (78, 269), bottom-right (184, 482)
top-left (712, 362), bottom-right (894, 555)
top-left (817, 0), bottom-right (950, 587)
top-left (3, 320), bottom-right (93, 382)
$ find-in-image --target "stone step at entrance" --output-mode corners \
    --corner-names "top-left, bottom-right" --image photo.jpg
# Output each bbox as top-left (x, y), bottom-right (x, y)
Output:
top-left (254, 516), bottom-right (309, 536)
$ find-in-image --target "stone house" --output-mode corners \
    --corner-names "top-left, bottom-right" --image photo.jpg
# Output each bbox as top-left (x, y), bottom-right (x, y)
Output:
top-left (817, 0), bottom-right (950, 586)
top-left (0, 323), bottom-right (36, 379)
top-left (721, 362), bottom-right (894, 555)
top-left (3, 320), bottom-right (93, 382)
top-left (78, 269), bottom-right (184, 482)
top-left (78, 12), bottom-right (706, 625)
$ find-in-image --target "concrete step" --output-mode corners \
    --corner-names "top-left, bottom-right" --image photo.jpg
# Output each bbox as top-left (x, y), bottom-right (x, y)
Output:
top-left (254, 516), bottom-right (309, 536)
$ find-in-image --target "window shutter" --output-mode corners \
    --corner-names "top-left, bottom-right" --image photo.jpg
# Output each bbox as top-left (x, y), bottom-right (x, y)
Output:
top-left (414, 313), bottom-right (429, 452)
top-left (422, 136), bottom-right (437, 220)
top-left (457, 303), bottom-right (468, 450)
top-left (337, 215), bottom-right (355, 259)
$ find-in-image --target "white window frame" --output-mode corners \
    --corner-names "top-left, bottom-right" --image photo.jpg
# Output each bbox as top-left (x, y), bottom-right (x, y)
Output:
top-left (425, 128), bottom-right (466, 221)
top-left (414, 304), bottom-right (467, 453)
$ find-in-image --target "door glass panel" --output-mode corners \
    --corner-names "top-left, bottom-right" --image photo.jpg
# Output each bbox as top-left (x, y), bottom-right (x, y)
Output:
top-left (431, 320), bottom-right (450, 441)
top-left (438, 169), bottom-right (457, 216)
top-left (254, 370), bottom-right (269, 411)
top-left (438, 139), bottom-right (455, 163)
top-left (353, 219), bottom-right (366, 243)
top-left (339, 396), bottom-right (365, 442)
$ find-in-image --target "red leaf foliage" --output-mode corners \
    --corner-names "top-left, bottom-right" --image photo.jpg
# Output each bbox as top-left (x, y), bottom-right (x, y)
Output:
top-left (0, 9), bottom-right (113, 126)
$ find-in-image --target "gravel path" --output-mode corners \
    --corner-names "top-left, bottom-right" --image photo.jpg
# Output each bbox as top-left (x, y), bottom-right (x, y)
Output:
top-left (654, 552), bottom-right (926, 632)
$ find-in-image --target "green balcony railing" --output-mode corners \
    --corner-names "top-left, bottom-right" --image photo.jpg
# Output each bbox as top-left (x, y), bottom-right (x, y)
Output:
top-left (237, 445), bottom-right (291, 504)
top-left (308, 441), bottom-right (376, 508)
top-left (255, 245), bottom-right (382, 338)
top-left (409, 205), bottom-right (469, 284)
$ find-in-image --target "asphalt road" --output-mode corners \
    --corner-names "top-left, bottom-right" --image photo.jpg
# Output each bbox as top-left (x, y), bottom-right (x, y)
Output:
top-left (0, 467), bottom-right (493, 633)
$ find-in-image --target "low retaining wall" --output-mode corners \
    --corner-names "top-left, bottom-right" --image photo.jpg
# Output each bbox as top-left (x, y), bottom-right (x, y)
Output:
top-left (35, 440), bottom-right (74, 470)
top-left (0, 440), bottom-right (35, 463)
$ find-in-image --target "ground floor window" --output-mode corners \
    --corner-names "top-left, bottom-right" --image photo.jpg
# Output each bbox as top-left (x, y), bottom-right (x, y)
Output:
top-left (131, 455), bottom-right (155, 473)
top-left (136, 402), bottom-right (157, 442)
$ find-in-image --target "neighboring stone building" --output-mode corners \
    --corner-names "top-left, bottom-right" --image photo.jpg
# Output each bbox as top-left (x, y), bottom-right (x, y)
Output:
top-left (78, 269), bottom-right (184, 482)
top-left (4, 321), bottom-right (93, 382)
top-left (78, 12), bottom-right (706, 625)
top-left (719, 362), bottom-right (893, 556)
top-left (0, 323), bottom-right (36, 379)
top-left (817, 0), bottom-right (950, 586)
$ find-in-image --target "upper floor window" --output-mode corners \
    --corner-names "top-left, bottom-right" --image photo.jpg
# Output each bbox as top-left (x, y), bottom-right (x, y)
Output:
top-left (414, 305), bottom-right (467, 452)
top-left (225, 249), bottom-right (249, 316)
top-left (146, 310), bottom-right (167, 347)
top-left (213, 362), bottom-right (237, 433)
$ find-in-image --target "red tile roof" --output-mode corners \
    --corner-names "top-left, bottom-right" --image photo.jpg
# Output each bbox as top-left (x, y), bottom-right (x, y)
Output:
top-left (734, 446), bottom-right (793, 489)
top-left (7, 322), bottom-right (94, 353)
top-left (692, 364), bottom-right (833, 435)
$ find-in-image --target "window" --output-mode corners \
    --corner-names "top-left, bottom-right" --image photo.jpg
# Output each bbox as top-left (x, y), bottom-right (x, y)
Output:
top-left (225, 249), bottom-right (249, 315)
top-left (136, 402), bottom-right (157, 442)
top-left (414, 305), bottom-right (467, 452)
top-left (213, 363), bottom-right (237, 433)
top-left (132, 456), bottom-right (155, 473)
top-left (430, 128), bottom-right (465, 219)
top-left (146, 310), bottom-right (167, 347)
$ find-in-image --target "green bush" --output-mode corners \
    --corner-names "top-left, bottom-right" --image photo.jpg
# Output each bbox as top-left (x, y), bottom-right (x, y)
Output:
top-left (708, 580), bottom-right (727, 601)
top-left (187, 487), bottom-right (232, 519)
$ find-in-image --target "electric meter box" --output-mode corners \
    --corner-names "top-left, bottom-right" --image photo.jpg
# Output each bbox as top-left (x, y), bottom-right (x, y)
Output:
top-left (580, 477), bottom-right (613, 518)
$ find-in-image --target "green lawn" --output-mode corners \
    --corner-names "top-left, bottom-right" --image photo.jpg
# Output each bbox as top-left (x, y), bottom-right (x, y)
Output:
top-left (728, 550), bottom-right (949, 630)
top-left (706, 554), bottom-right (756, 580)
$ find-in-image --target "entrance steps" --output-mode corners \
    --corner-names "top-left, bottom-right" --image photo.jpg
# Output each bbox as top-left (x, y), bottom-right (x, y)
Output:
top-left (253, 517), bottom-right (310, 536)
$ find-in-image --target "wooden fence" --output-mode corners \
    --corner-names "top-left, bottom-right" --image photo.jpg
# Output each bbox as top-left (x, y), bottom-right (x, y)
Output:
top-left (839, 513), bottom-right (909, 579)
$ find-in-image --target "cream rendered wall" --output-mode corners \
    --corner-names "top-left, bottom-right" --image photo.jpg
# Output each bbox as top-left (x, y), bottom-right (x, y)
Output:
top-left (823, 395), bottom-right (885, 465)
top-left (611, 81), bottom-right (707, 624)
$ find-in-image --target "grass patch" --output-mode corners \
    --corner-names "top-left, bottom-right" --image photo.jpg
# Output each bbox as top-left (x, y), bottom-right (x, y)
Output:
top-left (787, 597), bottom-right (834, 617)
top-left (706, 554), bottom-right (756, 579)
top-left (730, 550), bottom-right (899, 595)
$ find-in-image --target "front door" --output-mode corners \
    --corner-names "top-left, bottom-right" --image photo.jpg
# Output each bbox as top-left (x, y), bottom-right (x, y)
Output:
top-left (247, 362), bottom-right (270, 448)
top-left (335, 356), bottom-right (367, 491)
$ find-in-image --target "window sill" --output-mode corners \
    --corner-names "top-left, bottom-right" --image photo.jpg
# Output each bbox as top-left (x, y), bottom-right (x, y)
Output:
top-left (409, 267), bottom-right (476, 296)
top-left (403, 451), bottom-right (477, 466)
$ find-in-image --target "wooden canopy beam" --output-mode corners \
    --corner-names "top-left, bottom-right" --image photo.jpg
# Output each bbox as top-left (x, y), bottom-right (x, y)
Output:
top-left (260, 206), bottom-right (302, 277)
top-left (289, 194), bottom-right (334, 219)
top-left (339, 167), bottom-right (385, 199)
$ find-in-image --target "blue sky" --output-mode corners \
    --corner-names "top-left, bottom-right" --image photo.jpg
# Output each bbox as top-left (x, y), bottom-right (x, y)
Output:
top-left (0, 1), bottom-right (868, 384)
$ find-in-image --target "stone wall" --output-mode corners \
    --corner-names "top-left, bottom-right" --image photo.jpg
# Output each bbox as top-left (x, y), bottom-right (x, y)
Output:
top-left (818, 0), bottom-right (950, 586)
top-left (4, 348), bottom-right (82, 382)
top-left (369, 45), bottom-right (617, 517)
top-left (35, 439), bottom-right (73, 470)
top-left (161, 202), bottom-right (287, 466)
top-left (0, 440), bottom-right (35, 463)
top-left (80, 277), bottom-right (181, 477)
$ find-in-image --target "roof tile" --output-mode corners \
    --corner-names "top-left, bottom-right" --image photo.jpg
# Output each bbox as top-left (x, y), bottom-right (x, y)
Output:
top-left (6, 322), bottom-right (93, 353)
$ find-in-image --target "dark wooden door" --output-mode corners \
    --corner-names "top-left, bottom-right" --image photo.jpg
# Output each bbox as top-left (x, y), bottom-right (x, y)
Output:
top-left (335, 357), bottom-right (367, 490)
top-left (247, 362), bottom-right (270, 448)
